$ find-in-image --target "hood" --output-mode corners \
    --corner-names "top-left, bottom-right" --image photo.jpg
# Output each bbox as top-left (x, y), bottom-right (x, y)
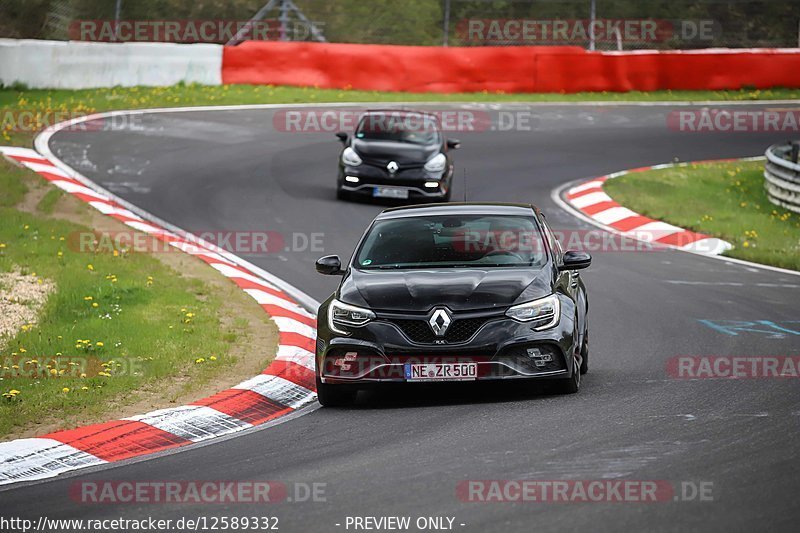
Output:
top-left (338, 267), bottom-right (553, 313)
top-left (351, 139), bottom-right (440, 167)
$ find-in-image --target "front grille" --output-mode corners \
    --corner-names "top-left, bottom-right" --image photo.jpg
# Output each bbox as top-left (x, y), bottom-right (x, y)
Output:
top-left (388, 317), bottom-right (490, 344)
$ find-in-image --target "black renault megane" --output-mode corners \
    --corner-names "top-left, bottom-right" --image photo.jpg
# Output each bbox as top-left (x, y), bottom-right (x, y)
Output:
top-left (335, 109), bottom-right (459, 202)
top-left (314, 203), bottom-right (591, 406)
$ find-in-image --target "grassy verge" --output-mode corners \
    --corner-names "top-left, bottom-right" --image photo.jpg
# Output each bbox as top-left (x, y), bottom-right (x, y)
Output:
top-left (0, 158), bottom-right (277, 439)
top-left (604, 160), bottom-right (800, 271)
top-left (2, 84), bottom-right (799, 145)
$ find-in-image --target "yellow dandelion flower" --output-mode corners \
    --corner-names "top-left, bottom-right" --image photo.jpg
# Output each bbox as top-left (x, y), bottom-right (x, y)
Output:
top-left (87, 264), bottom-right (94, 271)
top-left (62, 387), bottom-right (70, 393)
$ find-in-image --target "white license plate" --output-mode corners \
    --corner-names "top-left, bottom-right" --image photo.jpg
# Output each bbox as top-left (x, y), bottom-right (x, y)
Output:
top-left (404, 363), bottom-right (477, 382)
top-left (373, 187), bottom-right (409, 199)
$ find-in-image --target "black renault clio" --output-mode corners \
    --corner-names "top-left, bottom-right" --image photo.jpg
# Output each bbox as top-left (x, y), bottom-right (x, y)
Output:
top-left (335, 109), bottom-right (459, 202)
top-left (314, 203), bottom-right (591, 406)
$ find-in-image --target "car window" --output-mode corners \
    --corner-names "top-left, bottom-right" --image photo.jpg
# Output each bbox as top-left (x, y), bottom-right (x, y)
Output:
top-left (355, 215), bottom-right (548, 270)
top-left (355, 113), bottom-right (440, 145)
top-left (540, 216), bottom-right (563, 259)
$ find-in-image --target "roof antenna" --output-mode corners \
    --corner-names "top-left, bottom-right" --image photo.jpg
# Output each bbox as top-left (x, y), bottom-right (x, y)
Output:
top-left (463, 168), bottom-right (467, 203)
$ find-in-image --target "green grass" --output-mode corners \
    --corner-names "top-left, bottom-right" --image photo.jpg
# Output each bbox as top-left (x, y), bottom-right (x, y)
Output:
top-left (2, 84), bottom-right (799, 145)
top-left (0, 164), bottom-right (237, 437)
top-left (604, 160), bottom-right (800, 271)
top-left (36, 188), bottom-right (62, 214)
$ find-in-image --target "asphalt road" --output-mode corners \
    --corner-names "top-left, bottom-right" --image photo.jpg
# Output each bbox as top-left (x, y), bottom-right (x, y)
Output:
top-left (3, 103), bottom-right (799, 532)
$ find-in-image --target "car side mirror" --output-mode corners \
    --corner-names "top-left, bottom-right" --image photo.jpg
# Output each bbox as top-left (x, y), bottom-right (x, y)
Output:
top-left (446, 138), bottom-right (461, 150)
top-left (558, 250), bottom-right (591, 271)
top-left (316, 255), bottom-right (345, 275)
top-left (335, 132), bottom-right (348, 143)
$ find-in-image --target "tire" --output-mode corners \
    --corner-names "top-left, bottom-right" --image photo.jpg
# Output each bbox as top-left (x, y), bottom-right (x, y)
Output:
top-left (316, 375), bottom-right (356, 407)
top-left (553, 354), bottom-right (581, 395)
top-left (579, 329), bottom-right (589, 375)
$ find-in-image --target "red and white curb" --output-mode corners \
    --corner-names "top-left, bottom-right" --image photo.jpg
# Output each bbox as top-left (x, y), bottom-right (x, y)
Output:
top-left (563, 160), bottom-right (745, 256)
top-left (0, 146), bottom-right (318, 486)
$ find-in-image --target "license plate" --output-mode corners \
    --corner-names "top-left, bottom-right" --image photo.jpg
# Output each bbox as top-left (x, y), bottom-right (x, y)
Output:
top-left (404, 363), bottom-right (477, 382)
top-left (373, 187), bottom-right (409, 199)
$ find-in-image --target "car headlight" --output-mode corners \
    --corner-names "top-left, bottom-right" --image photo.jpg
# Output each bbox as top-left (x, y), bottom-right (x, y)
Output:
top-left (424, 153), bottom-right (447, 173)
top-left (505, 294), bottom-right (560, 330)
top-left (328, 299), bottom-right (375, 335)
top-left (341, 147), bottom-right (362, 167)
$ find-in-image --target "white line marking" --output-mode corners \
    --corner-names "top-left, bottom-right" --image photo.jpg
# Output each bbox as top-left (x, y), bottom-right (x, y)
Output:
top-left (571, 191), bottom-right (612, 209)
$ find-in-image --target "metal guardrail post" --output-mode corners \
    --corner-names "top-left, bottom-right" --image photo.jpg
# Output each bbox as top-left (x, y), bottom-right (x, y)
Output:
top-left (764, 142), bottom-right (800, 214)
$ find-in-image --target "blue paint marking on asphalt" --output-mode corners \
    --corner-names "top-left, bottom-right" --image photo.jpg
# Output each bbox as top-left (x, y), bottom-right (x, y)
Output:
top-left (698, 319), bottom-right (800, 338)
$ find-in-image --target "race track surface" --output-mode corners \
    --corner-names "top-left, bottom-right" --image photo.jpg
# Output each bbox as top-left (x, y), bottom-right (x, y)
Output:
top-left (3, 103), bottom-right (799, 532)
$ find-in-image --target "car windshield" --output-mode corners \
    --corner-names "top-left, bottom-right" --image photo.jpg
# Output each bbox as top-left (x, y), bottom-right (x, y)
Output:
top-left (355, 113), bottom-right (440, 145)
top-left (355, 214), bottom-right (548, 270)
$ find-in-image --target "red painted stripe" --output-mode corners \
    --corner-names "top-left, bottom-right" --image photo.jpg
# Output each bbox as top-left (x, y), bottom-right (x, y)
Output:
top-left (264, 360), bottom-right (316, 391)
top-left (74, 192), bottom-right (113, 204)
top-left (193, 389), bottom-right (292, 425)
top-left (37, 172), bottom-right (84, 187)
top-left (567, 186), bottom-right (604, 200)
top-left (108, 212), bottom-right (144, 225)
top-left (626, 166), bottom-right (654, 173)
top-left (609, 215), bottom-right (654, 232)
top-left (231, 277), bottom-right (291, 302)
top-left (581, 200), bottom-right (620, 215)
top-left (654, 230), bottom-right (707, 247)
top-left (9, 155), bottom-right (51, 165)
top-left (261, 305), bottom-right (316, 328)
top-left (280, 331), bottom-right (316, 353)
top-left (45, 420), bottom-right (191, 462)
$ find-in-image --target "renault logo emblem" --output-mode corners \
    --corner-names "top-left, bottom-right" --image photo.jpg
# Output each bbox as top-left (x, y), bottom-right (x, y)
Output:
top-left (387, 161), bottom-right (399, 174)
top-left (428, 308), bottom-right (452, 337)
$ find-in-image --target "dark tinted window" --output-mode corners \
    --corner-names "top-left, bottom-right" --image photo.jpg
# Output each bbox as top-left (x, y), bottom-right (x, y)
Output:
top-left (355, 214), bottom-right (547, 270)
top-left (355, 112), bottom-right (440, 145)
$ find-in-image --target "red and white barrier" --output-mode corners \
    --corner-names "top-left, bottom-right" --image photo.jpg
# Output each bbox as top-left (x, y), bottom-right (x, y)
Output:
top-left (0, 146), bottom-right (317, 485)
top-left (2, 38), bottom-right (800, 92)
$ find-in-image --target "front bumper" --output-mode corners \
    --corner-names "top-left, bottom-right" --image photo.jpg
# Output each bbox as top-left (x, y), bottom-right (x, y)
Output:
top-left (316, 300), bottom-right (578, 386)
top-left (338, 165), bottom-right (451, 199)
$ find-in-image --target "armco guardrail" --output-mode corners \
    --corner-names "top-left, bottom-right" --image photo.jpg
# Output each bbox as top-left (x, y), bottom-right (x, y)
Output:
top-left (764, 142), bottom-right (800, 214)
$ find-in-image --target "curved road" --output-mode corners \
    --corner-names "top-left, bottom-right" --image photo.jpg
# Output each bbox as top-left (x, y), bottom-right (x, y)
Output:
top-left (4, 103), bottom-right (800, 532)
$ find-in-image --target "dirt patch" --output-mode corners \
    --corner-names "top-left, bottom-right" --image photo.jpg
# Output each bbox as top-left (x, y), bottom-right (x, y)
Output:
top-left (0, 269), bottom-right (55, 352)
